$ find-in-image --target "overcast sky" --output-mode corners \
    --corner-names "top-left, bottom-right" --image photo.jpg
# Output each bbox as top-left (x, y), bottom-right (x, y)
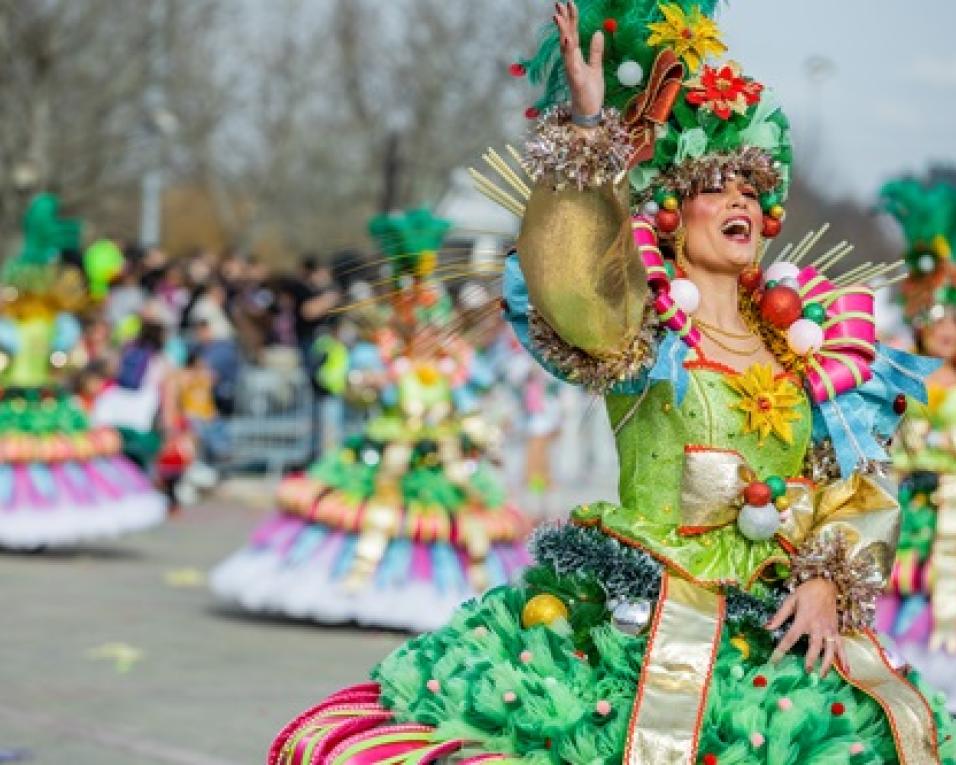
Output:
top-left (715, 0), bottom-right (956, 202)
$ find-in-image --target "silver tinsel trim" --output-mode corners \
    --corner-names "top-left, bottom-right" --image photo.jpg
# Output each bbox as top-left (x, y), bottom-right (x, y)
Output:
top-left (524, 105), bottom-right (633, 191)
top-left (640, 146), bottom-right (782, 203)
top-left (803, 439), bottom-right (842, 484)
top-left (528, 299), bottom-right (660, 394)
top-left (786, 531), bottom-right (883, 633)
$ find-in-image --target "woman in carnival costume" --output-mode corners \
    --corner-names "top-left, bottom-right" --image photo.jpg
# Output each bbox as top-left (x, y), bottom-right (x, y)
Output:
top-left (269, 4), bottom-right (956, 762)
top-left (210, 209), bottom-right (530, 633)
top-left (0, 195), bottom-right (166, 549)
top-left (875, 177), bottom-right (956, 711)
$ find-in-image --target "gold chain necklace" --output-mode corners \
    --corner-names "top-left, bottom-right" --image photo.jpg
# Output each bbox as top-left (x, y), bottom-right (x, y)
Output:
top-left (696, 324), bottom-right (762, 355)
top-left (693, 317), bottom-right (755, 340)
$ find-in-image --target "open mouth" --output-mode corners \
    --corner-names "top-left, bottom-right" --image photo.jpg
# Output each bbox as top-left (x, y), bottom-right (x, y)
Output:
top-left (720, 216), bottom-right (752, 243)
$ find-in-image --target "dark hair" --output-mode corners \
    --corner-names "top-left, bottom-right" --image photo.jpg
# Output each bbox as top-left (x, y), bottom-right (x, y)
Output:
top-left (300, 254), bottom-right (320, 273)
top-left (137, 320), bottom-right (166, 352)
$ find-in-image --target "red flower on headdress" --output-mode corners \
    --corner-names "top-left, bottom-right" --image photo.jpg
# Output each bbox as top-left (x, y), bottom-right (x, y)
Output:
top-left (685, 61), bottom-right (763, 120)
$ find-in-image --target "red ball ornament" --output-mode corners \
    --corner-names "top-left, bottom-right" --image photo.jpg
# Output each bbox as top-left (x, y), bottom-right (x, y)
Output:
top-left (831, 702), bottom-right (846, 716)
top-left (703, 754), bottom-right (718, 765)
top-left (509, 62), bottom-right (526, 77)
top-left (743, 481), bottom-right (772, 506)
top-left (893, 394), bottom-right (907, 415)
top-left (760, 285), bottom-right (803, 329)
top-left (739, 265), bottom-right (763, 292)
top-left (524, 106), bottom-right (540, 120)
top-left (602, 18), bottom-right (619, 33)
top-left (761, 215), bottom-right (783, 239)
top-left (753, 675), bottom-right (768, 688)
top-left (656, 209), bottom-right (681, 233)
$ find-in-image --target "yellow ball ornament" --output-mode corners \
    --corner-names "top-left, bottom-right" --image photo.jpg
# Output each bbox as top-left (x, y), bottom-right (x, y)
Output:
top-left (521, 593), bottom-right (569, 628)
top-left (774, 495), bottom-right (791, 511)
top-left (730, 634), bottom-right (751, 659)
top-left (769, 204), bottom-right (785, 220)
top-left (662, 196), bottom-right (679, 212)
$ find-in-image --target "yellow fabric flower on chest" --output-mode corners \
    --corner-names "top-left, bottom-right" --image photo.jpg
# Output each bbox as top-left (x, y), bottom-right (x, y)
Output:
top-left (725, 364), bottom-right (803, 445)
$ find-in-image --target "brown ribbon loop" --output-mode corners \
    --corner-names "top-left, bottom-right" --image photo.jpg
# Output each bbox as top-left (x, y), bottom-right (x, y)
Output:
top-left (623, 49), bottom-right (685, 167)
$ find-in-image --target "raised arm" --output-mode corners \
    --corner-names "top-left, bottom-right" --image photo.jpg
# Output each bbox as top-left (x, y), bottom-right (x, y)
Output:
top-left (517, 2), bottom-right (650, 370)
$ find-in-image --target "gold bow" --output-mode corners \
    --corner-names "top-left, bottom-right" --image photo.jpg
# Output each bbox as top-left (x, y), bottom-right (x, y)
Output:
top-left (623, 49), bottom-right (685, 167)
top-left (678, 447), bottom-right (814, 541)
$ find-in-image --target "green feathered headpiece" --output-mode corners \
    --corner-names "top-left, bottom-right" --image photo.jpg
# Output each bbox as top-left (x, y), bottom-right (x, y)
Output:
top-left (367, 208), bottom-right (451, 280)
top-left (2, 193), bottom-right (83, 295)
top-left (519, 1), bottom-right (792, 211)
top-left (879, 177), bottom-right (956, 323)
top-left (367, 208), bottom-right (455, 326)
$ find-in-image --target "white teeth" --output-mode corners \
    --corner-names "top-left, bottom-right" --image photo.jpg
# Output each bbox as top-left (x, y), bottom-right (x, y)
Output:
top-left (721, 218), bottom-right (751, 237)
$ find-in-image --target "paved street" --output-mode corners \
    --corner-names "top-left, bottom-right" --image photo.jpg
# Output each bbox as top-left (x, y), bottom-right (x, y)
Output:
top-left (1, 431), bottom-right (619, 765)
top-left (0, 482), bottom-right (408, 765)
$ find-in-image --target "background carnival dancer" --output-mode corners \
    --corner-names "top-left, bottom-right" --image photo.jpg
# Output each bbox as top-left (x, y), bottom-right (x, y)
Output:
top-left (270, 3), bottom-right (956, 764)
top-left (875, 176), bottom-right (956, 710)
top-left (0, 194), bottom-right (166, 549)
top-left (210, 209), bottom-right (530, 633)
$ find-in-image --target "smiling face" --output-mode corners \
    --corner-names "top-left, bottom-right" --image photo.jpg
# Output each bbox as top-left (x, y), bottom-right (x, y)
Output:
top-left (920, 313), bottom-right (956, 361)
top-left (681, 177), bottom-right (763, 276)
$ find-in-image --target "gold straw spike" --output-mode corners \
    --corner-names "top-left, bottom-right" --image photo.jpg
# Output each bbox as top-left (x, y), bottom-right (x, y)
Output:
top-left (484, 148), bottom-right (531, 200)
top-left (831, 261), bottom-right (873, 287)
top-left (773, 243), bottom-right (793, 263)
top-left (468, 168), bottom-right (526, 218)
top-left (869, 273), bottom-right (908, 289)
top-left (790, 223), bottom-right (831, 266)
top-left (811, 242), bottom-right (852, 273)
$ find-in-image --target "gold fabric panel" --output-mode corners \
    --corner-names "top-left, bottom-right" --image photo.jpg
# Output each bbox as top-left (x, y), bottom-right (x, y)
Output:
top-left (930, 475), bottom-right (956, 652)
top-left (625, 573), bottom-right (724, 765)
top-left (517, 181), bottom-right (648, 358)
top-left (790, 473), bottom-right (901, 584)
top-left (678, 447), bottom-right (815, 542)
top-left (841, 632), bottom-right (940, 764)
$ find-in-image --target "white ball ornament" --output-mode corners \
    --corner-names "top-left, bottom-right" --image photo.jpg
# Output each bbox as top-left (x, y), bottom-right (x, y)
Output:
top-left (670, 278), bottom-right (700, 314)
top-left (764, 261), bottom-right (800, 283)
top-left (617, 60), bottom-right (644, 88)
top-left (787, 318), bottom-right (825, 355)
top-left (642, 200), bottom-right (660, 216)
top-left (737, 503), bottom-right (781, 541)
top-left (778, 276), bottom-right (801, 292)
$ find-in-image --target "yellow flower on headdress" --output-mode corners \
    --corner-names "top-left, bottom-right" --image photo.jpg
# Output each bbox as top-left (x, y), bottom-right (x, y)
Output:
top-left (646, 3), bottom-right (727, 74)
top-left (725, 363), bottom-right (802, 445)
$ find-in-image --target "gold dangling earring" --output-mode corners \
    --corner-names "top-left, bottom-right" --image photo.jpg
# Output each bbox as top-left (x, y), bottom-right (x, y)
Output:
top-left (755, 233), bottom-right (767, 266)
top-left (673, 226), bottom-right (689, 273)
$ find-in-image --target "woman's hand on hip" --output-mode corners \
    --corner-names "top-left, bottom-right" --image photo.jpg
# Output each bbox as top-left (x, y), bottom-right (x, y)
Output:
top-left (767, 578), bottom-right (849, 678)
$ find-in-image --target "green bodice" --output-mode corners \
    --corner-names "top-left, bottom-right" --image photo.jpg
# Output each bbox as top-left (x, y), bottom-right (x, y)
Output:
top-left (573, 363), bottom-right (813, 590)
top-left (1, 317), bottom-right (54, 388)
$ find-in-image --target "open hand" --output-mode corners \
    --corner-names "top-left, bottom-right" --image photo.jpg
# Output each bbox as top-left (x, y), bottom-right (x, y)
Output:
top-left (553, 1), bottom-right (605, 118)
top-left (767, 578), bottom-right (849, 678)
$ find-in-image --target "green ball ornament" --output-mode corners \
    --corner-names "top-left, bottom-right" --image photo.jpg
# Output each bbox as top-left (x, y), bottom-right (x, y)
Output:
top-left (664, 261), bottom-right (676, 279)
top-left (653, 187), bottom-right (671, 205)
top-left (802, 302), bottom-right (826, 324)
top-left (765, 475), bottom-right (787, 500)
top-left (765, 279), bottom-right (779, 290)
top-left (759, 192), bottom-right (780, 211)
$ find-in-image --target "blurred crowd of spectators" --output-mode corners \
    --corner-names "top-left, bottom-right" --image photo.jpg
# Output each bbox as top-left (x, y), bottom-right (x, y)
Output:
top-left (72, 244), bottom-right (360, 503)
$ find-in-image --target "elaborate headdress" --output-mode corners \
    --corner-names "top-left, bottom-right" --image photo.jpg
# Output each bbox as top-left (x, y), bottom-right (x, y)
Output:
top-left (367, 208), bottom-right (454, 327)
top-left (1, 194), bottom-right (86, 318)
top-left (516, 0), bottom-right (792, 237)
top-left (878, 177), bottom-right (956, 326)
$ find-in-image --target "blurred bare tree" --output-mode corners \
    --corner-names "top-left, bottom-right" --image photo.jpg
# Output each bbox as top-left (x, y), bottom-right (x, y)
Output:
top-left (212, 0), bottom-right (538, 257)
top-left (0, 0), bottom-right (229, 248)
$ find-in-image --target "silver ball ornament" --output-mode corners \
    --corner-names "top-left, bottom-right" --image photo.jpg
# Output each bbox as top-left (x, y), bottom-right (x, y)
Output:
top-left (611, 599), bottom-right (653, 635)
top-left (737, 503), bottom-right (781, 541)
